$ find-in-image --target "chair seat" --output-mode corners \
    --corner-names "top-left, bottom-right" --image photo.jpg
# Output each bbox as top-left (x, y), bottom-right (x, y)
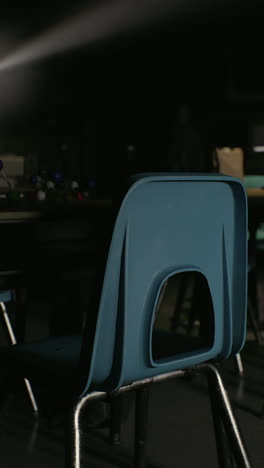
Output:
top-left (0, 331), bottom-right (209, 396)
top-left (0, 335), bottom-right (82, 394)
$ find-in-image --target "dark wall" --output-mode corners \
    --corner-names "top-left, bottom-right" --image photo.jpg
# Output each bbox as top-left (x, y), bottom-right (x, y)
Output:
top-left (1, 10), bottom-right (264, 193)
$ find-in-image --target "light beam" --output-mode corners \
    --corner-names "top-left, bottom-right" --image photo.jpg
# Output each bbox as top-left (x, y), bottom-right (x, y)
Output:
top-left (0, 0), bottom-right (210, 72)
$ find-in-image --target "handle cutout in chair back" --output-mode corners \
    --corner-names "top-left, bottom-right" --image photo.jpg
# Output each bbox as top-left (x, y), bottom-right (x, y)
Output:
top-left (151, 270), bottom-right (214, 364)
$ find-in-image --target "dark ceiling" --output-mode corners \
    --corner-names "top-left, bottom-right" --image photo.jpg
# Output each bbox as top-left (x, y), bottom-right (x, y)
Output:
top-left (0, 0), bottom-right (262, 127)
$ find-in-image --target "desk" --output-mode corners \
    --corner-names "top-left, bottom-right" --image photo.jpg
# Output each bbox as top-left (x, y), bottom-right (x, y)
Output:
top-left (0, 200), bottom-right (112, 264)
top-left (247, 191), bottom-right (264, 227)
top-left (247, 189), bottom-right (264, 247)
top-left (247, 188), bottom-right (264, 197)
top-left (245, 189), bottom-right (264, 325)
top-left (0, 200), bottom-right (113, 338)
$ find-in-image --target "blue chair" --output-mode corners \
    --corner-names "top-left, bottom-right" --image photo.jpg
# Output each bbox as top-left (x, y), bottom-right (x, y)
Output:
top-left (0, 174), bottom-right (251, 468)
top-left (0, 289), bottom-right (38, 412)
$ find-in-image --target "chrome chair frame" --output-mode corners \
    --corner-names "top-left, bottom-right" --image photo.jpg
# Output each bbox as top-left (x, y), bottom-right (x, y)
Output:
top-left (66, 363), bottom-right (252, 468)
top-left (0, 299), bottom-right (38, 413)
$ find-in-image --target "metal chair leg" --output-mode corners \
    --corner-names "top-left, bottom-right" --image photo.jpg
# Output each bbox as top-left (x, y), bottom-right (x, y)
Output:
top-left (134, 387), bottom-right (150, 468)
top-left (234, 353), bottom-right (244, 378)
top-left (208, 370), bottom-right (235, 468)
top-left (65, 391), bottom-right (106, 468)
top-left (199, 363), bottom-right (252, 468)
top-left (0, 301), bottom-right (38, 413)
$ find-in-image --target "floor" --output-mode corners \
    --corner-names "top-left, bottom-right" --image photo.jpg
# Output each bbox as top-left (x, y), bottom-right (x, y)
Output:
top-left (0, 288), bottom-right (264, 467)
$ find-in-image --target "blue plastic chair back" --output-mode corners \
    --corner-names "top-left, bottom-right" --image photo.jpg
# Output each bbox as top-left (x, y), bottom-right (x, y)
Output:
top-left (0, 290), bottom-right (12, 303)
top-left (80, 174), bottom-right (247, 395)
top-left (244, 175), bottom-right (264, 189)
